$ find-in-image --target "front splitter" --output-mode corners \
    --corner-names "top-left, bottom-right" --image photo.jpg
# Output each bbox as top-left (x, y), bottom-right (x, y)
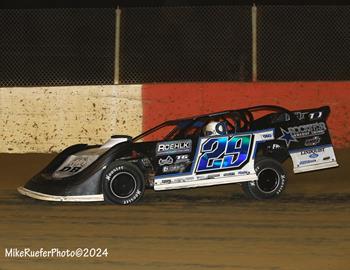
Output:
top-left (17, 186), bottom-right (104, 202)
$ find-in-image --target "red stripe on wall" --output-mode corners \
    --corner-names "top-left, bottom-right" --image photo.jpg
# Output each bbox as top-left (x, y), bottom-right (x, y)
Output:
top-left (142, 82), bottom-right (350, 148)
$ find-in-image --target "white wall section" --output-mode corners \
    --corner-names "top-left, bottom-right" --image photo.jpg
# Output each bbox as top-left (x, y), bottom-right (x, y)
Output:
top-left (0, 85), bottom-right (142, 153)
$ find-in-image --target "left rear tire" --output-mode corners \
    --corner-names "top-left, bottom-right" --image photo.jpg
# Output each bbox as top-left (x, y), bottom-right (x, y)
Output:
top-left (242, 157), bottom-right (287, 200)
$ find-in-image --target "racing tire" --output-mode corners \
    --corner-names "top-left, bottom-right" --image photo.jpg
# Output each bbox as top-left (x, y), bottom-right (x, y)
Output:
top-left (242, 157), bottom-right (287, 200)
top-left (102, 161), bottom-right (145, 205)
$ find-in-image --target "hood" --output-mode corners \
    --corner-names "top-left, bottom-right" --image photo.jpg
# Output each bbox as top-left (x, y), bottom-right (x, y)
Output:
top-left (52, 136), bottom-right (131, 179)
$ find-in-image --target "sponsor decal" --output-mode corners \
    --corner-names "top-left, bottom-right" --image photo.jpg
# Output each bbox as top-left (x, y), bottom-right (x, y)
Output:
top-left (294, 111), bottom-right (323, 121)
top-left (158, 156), bottom-right (174, 166)
top-left (288, 122), bottom-right (326, 138)
top-left (157, 168), bottom-right (258, 186)
top-left (294, 112), bottom-right (308, 120)
top-left (278, 122), bottom-right (326, 148)
top-left (156, 140), bottom-right (192, 156)
top-left (171, 178), bottom-right (185, 184)
top-left (300, 159), bottom-right (317, 165)
top-left (162, 179), bottom-right (171, 184)
top-left (301, 147), bottom-right (324, 155)
top-left (305, 136), bottom-right (321, 146)
top-left (309, 153), bottom-right (319, 159)
top-left (272, 144), bottom-right (281, 149)
top-left (141, 158), bottom-right (152, 167)
top-left (262, 133), bottom-right (273, 139)
top-left (162, 164), bottom-right (187, 173)
top-left (206, 174), bottom-right (220, 179)
top-left (196, 134), bottom-right (253, 173)
top-left (308, 111), bottom-right (323, 120)
top-left (123, 190), bottom-right (142, 205)
top-left (57, 157), bottom-right (89, 173)
top-left (54, 156), bottom-right (92, 177)
top-left (278, 128), bottom-right (298, 148)
top-left (238, 170), bottom-right (250, 175)
top-left (105, 166), bottom-right (124, 180)
top-left (175, 154), bottom-right (190, 163)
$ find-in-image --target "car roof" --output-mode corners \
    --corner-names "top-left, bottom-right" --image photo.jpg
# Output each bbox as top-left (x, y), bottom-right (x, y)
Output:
top-left (132, 105), bottom-right (289, 142)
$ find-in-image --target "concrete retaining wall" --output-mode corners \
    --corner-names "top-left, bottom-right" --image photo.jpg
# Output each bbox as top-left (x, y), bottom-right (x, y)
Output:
top-left (143, 82), bottom-right (350, 148)
top-left (1, 82), bottom-right (349, 153)
top-left (0, 85), bottom-right (142, 152)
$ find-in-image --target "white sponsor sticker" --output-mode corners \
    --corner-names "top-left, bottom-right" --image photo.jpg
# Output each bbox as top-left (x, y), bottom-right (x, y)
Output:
top-left (156, 140), bottom-right (192, 156)
top-left (53, 155), bottom-right (99, 178)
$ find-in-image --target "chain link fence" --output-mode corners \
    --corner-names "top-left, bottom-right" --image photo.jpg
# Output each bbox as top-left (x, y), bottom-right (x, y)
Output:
top-left (119, 5), bottom-right (252, 83)
top-left (0, 9), bottom-right (115, 87)
top-left (0, 5), bottom-right (349, 86)
top-left (257, 5), bottom-right (350, 81)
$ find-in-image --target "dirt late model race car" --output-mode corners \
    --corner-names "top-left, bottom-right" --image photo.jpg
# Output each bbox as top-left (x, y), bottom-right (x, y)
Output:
top-left (18, 105), bottom-right (339, 205)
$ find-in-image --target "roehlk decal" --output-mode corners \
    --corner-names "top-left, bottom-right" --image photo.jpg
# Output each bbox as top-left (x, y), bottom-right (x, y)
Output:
top-left (156, 140), bottom-right (192, 156)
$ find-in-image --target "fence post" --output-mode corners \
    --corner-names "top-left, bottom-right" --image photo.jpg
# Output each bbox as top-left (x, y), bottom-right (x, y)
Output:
top-left (252, 3), bottom-right (257, 82)
top-left (114, 6), bottom-right (121, 85)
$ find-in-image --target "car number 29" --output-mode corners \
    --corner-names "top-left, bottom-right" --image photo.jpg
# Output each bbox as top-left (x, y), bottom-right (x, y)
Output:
top-left (196, 134), bottom-right (253, 172)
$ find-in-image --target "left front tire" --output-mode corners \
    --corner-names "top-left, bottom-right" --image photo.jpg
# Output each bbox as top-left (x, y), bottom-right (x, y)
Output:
top-left (102, 161), bottom-right (145, 205)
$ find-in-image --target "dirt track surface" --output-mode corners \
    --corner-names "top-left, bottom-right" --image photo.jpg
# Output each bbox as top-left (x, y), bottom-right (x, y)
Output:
top-left (0, 149), bottom-right (349, 269)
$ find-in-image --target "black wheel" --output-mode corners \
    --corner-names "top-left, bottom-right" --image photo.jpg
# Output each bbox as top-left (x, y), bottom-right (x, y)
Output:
top-left (242, 157), bottom-right (287, 200)
top-left (102, 161), bottom-right (145, 205)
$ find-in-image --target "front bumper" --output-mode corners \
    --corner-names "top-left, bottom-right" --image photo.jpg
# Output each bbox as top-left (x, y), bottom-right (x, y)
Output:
top-left (18, 168), bottom-right (104, 202)
top-left (17, 186), bottom-right (104, 202)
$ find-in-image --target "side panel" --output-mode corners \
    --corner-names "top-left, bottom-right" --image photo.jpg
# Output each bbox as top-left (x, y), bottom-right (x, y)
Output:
top-left (274, 107), bottom-right (339, 173)
top-left (289, 145), bottom-right (338, 173)
top-left (154, 129), bottom-right (274, 191)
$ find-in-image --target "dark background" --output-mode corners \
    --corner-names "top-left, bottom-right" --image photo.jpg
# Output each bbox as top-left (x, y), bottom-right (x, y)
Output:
top-left (0, 2), bottom-right (349, 86)
top-left (0, 9), bottom-right (115, 86)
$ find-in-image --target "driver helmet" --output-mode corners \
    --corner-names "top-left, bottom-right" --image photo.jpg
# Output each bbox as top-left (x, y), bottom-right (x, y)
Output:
top-left (203, 121), bottom-right (228, 136)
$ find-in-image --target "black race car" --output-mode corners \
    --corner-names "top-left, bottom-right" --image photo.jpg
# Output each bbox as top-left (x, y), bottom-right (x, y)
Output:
top-left (18, 105), bottom-right (339, 204)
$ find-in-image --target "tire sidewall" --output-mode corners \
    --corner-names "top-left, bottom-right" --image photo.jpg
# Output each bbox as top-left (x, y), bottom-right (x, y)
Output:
top-left (102, 161), bottom-right (145, 205)
top-left (246, 158), bottom-right (287, 199)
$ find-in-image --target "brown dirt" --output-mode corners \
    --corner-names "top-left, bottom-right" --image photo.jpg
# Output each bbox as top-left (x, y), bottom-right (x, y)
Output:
top-left (0, 149), bottom-right (349, 269)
